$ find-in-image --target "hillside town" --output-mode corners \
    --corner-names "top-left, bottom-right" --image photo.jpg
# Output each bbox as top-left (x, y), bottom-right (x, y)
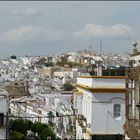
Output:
top-left (1, 1), bottom-right (140, 139)
top-left (0, 41), bottom-right (139, 140)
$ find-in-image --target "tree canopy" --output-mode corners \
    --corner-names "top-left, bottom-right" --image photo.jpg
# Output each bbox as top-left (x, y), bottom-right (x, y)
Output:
top-left (10, 119), bottom-right (57, 140)
top-left (10, 55), bottom-right (17, 59)
top-left (63, 83), bottom-right (74, 91)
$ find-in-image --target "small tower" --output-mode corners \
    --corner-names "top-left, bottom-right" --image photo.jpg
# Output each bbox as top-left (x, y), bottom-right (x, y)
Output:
top-left (132, 40), bottom-right (138, 55)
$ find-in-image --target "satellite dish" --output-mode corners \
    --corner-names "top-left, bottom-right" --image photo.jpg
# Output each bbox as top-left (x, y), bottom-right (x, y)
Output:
top-left (132, 40), bottom-right (138, 47)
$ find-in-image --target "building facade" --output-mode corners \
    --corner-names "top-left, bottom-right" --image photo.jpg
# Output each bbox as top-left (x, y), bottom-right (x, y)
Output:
top-left (75, 76), bottom-right (126, 139)
top-left (124, 41), bottom-right (140, 139)
top-left (0, 89), bottom-right (9, 139)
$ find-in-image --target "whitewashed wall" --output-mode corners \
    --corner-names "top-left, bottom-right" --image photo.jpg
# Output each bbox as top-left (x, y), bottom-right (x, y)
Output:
top-left (91, 92), bottom-right (125, 134)
top-left (76, 77), bottom-right (126, 138)
top-left (77, 77), bottom-right (93, 87)
top-left (92, 78), bottom-right (125, 88)
top-left (0, 90), bottom-right (9, 128)
top-left (0, 98), bottom-right (7, 115)
top-left (77, 77), bottom-right (125, 88)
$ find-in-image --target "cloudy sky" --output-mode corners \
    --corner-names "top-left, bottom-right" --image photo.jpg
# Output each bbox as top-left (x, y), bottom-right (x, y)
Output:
top-left (0, 1), bottom-right (140, 57)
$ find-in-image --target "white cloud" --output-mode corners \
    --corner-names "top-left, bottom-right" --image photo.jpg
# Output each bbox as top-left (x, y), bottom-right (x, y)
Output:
top-left (0, 26), bottom-right (65, 42)
top-left (0, 24), bottom-right (133, 44)
top-left (73, 24), bottom-right (132, 39)
top-left (10, 8), bottom-right (42, 17)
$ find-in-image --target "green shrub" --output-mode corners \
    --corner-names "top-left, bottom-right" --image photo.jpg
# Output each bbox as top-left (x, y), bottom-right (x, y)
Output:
top-left (31, 122), bottom-right (48, 135)
top-left (40, 127), bottom-right (56, 140)
top-left (63, 83), bottom-right (74, 91)
top-left (10, 119), bottom-right (56, 140)
top-left (11, 119), bottom-right (25, 134)
top-left (10, 131), bottom-right (24, 140)
top-left (10, 55), bottom-right (17, 59)
top-left (10, 119), bottom-right (33, 135)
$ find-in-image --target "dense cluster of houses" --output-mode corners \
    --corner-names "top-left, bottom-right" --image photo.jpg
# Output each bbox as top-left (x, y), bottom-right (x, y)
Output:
top-left (0, 49), bottom-right (135, 139)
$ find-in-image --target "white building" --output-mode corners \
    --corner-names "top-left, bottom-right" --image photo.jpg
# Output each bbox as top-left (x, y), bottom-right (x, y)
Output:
top-left (124, 41), bottom-right (140, 139)
top-left (0, 89), bottom-right (9, 139)
top-left (0, 89), bottom-right (9, 124)
top-left (75, 76), bottom-right (126, 139)
top-left (54, 69), bottom-right (77, 84)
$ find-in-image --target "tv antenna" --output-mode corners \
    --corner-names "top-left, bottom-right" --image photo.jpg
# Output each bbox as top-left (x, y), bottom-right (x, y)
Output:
top-left (89, 45), bottom-right (92, 52)
top-left (100, 40), bottom-right (102, 53)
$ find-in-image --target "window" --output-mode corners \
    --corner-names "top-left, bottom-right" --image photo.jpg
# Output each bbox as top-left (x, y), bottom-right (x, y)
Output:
top-left (114, 104), bottom-right (121, 118)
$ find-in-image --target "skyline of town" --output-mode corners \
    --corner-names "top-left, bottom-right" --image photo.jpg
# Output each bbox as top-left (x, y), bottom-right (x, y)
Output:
top-left (1, 1), bottom-right (140, 140)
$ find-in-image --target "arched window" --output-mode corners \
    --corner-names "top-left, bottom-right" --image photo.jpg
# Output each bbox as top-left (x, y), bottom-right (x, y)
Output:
top-left (114, 104), bottom-right (121, 118)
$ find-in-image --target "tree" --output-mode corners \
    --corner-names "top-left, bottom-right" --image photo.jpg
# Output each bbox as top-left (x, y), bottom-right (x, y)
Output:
top-left (47, 111), bottom-right (54, 127)
top-left (10, 119), bottom-right (33, 135)
top-left (10, 119), bottom-right (56, 140)
top-left (10, 55), bottom-right (17, 59)
top-left (24, 119), bottom-right (33, 135)
top-left (63, 83), bottom-right (74, 91)
top-left (40, 127), bottom-right (56, 140)
top-left (35, 122), bottom-right (47, 134)
top-left (11, 119), bottom-right (25, 134)
top-left (10, 131), bottom-right (24, 140)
